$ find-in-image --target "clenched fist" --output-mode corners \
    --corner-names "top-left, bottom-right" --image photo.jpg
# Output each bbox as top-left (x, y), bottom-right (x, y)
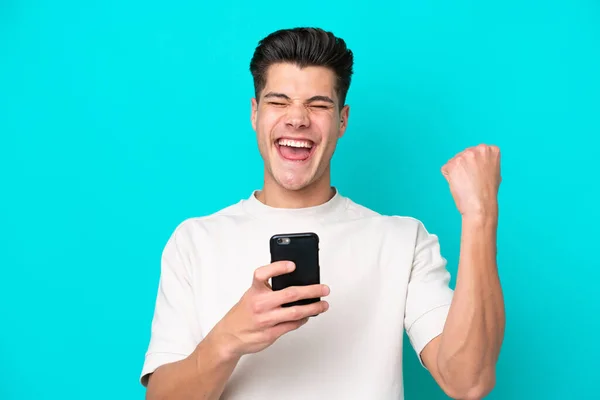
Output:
top-left (441, 144), bottom-right (502, 219)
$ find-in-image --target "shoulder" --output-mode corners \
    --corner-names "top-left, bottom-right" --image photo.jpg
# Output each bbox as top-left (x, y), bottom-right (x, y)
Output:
top-left (164, 200), bottom-right (248, 249)
top-left (343, 196), bottom-right (427, 238)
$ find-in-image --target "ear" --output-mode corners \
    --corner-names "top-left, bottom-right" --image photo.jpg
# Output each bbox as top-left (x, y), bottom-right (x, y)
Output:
top-left (338, 104), bottom-right (350, 138)
top-left (251, 97), bottom-right (258, 131)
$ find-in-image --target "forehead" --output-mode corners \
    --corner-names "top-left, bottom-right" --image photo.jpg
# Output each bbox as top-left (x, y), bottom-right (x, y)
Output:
top-left (262, 63), bottom-right (338, 102)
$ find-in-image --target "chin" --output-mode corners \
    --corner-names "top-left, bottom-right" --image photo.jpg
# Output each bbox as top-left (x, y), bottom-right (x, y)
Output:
top-left (275, 173), bottom-right (313, 191)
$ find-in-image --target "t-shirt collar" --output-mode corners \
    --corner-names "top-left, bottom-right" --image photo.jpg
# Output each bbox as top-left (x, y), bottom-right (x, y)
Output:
top-left (242, 187), bottom-right (347, 220)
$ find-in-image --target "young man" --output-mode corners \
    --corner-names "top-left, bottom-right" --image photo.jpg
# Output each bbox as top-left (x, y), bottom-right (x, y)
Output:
top-left (140, 27), bottom-right (505, 400)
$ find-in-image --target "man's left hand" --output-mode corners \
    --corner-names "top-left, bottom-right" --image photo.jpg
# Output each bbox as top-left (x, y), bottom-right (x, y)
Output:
top-left (441, 144), bottom-right (502, 219)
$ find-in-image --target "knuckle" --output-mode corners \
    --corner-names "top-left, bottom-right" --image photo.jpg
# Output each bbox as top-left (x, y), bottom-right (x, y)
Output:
top-left (250, 298), bottom-right (264, 314)
top-left (254, 314), bottom-right (270, 329)
top-left (287, 306), bottom-right (300, 319)
top-left (285, 287), bottom-right (299, 301)
top-left (253, 269), bottom-right (263, 282)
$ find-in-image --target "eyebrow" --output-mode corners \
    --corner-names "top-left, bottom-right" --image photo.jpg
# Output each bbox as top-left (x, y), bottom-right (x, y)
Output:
top-left (263, 92), bottom-right (335, 104)
top-left (306, 95), bottom-right (335, 104)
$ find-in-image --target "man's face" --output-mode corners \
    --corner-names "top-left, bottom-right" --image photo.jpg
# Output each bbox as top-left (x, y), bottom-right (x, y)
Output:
top-left (251, 63), bottom-right (349, 192)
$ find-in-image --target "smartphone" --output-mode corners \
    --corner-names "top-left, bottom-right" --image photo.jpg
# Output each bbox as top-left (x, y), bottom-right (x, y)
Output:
top-left (270, 232), bottom-right (320, 308)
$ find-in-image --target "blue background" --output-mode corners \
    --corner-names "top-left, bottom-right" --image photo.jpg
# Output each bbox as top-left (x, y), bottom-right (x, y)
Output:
top-left (1, 1), bottom-right (599, 398)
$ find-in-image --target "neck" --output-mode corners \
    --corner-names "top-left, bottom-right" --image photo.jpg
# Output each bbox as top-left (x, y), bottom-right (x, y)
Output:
top-left (257, 168), bottom-right (334, 209)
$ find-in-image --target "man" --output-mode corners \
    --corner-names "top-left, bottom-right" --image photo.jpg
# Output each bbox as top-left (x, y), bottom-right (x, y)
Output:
top-left (140, 27), bottom-right (505, 400)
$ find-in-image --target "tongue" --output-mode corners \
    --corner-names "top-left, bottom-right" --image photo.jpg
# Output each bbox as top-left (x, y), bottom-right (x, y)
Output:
top-left (279, 145), bottom-right (311, 160)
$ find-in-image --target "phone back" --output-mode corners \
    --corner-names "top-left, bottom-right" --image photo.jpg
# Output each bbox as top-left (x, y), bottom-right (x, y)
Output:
top-left (270, 232), bottom-right (320, 307)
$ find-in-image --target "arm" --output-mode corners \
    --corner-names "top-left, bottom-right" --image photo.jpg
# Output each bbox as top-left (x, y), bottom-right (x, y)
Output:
top-left (422, 216), bottom-right (504, 399)
top-left (422, 144), bottom-right (505, 399)
top-left (146, 334), bottom-right (240, 400)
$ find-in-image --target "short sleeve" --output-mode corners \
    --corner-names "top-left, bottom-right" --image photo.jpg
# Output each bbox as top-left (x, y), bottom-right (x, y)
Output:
top-left (404, 221), bottom-right (454, 367)
top-left (140, 223), bottom-right (203, 386)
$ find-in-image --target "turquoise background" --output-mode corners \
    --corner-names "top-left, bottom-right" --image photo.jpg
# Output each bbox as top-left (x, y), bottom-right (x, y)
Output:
top-left (1, 1), bottom-right (598, 399)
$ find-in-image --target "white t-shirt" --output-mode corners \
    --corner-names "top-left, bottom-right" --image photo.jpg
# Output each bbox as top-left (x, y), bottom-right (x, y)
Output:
top-left (140, 189), bottom-right (454, 399)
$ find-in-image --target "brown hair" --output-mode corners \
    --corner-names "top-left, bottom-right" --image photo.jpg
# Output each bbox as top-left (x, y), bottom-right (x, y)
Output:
top-left (249, 27), bottom-right (354, 107)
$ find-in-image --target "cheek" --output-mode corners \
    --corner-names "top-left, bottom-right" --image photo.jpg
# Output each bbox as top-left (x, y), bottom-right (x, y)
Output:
top-left (255, 118), bottom-right (273, 143)
top-left (257, 112), bottom-right (281, 138)
top-left (321, 121), bottom-right (341, 146)
top-left (312, 116), bottom-right (337, 140)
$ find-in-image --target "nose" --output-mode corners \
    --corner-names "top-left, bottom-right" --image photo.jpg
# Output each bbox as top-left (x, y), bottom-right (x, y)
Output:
top-left (285, 103), bottom-right (310, 130)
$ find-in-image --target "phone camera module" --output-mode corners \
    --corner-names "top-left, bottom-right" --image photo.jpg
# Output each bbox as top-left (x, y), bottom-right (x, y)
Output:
top-left (277, 237), bottom-right (291, 245)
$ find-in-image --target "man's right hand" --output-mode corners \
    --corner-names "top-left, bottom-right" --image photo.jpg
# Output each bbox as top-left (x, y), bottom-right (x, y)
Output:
top-left (207, 261), bottom-right (330, 359)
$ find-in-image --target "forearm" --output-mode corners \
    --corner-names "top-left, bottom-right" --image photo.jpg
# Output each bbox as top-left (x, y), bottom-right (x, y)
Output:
top-left (437, 216), bottom-right (505, 398)
top-left (146, 334), bottom-right (241, 400)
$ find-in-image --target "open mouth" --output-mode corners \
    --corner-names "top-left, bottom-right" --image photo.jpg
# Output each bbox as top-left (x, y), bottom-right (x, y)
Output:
top-left (275, 138), bottom-right (316, 162)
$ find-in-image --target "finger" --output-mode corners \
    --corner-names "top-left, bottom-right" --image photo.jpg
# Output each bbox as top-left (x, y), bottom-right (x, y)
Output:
top-left (268, 317), bottom-right (310, 340)
top-left (253, 261), bottom-right (295, 289)
top-left (267, 284), bottom-right (330, 309)
top-left (251, 284), bottom-right (328, 314)
top-left (265, 300), bottom-right (330, 326)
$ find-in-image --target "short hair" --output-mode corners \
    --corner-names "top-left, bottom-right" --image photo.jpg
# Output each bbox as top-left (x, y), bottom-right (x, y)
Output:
top-left (249, 27), bottom-right (354, 107)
